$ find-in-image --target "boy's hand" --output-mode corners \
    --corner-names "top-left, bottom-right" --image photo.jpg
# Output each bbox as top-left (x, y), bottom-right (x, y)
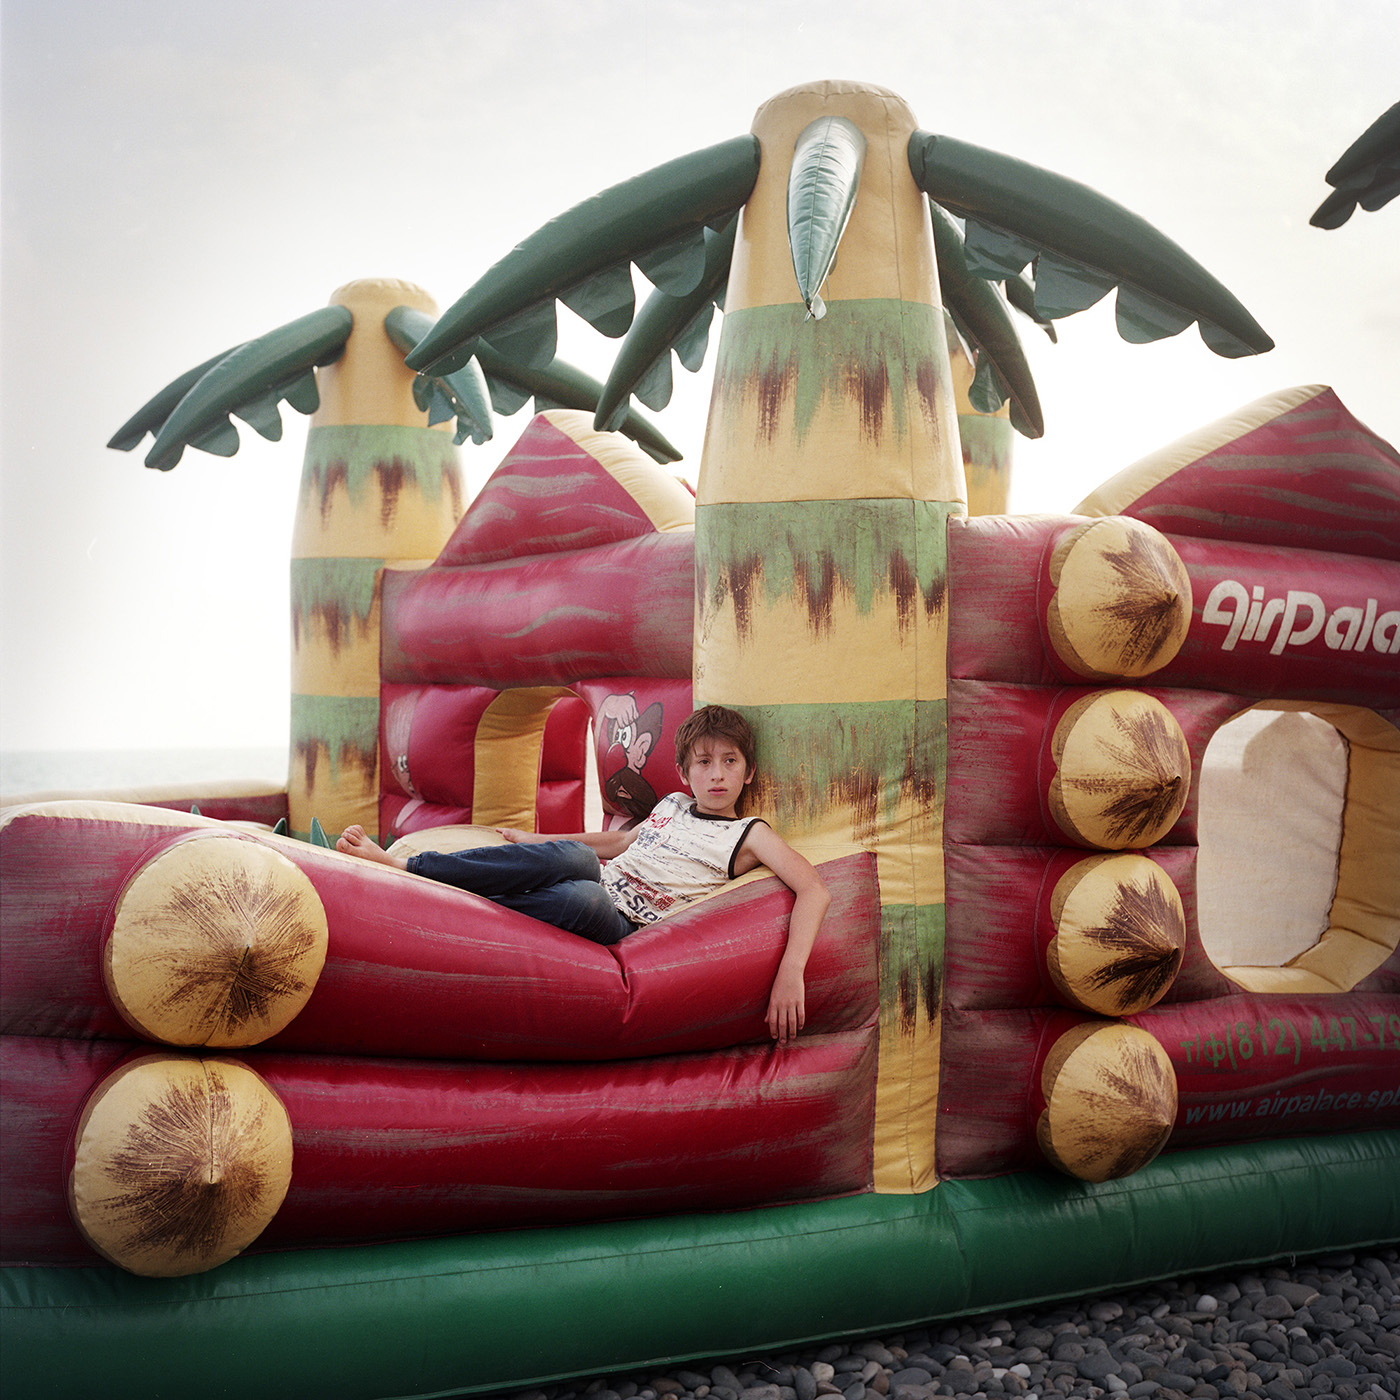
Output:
top-left (766, 963), bottom-right (806, 1044)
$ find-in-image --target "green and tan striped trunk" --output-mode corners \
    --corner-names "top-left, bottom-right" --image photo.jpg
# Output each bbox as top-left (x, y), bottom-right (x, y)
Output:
top-left (946, 317), bottom-right (1015, 516)
top-left (288, 279), bottom-right (463, 842)
top-left (694, 81), bottom-right (966, 1193)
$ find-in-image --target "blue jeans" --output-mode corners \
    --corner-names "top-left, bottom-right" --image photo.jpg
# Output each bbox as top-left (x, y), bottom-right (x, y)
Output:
top-left (407, 840), bottom-right (637, 945)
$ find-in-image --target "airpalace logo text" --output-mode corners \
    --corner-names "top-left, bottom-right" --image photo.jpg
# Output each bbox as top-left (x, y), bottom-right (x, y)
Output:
top-left (1202, 581), bottom-right (1400, 656)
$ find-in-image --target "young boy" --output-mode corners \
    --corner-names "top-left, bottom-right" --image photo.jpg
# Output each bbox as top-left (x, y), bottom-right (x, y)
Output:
top-left (337, 705), bottom-right (829, 1043)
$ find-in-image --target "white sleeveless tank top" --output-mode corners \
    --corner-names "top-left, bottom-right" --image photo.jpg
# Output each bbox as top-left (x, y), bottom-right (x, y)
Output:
top-left (601, 792), bottom-right (764, 926)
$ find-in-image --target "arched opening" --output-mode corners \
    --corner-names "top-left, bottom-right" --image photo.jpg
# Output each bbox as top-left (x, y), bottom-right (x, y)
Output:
top-left (1196, 702), bottom-right (1400, 992)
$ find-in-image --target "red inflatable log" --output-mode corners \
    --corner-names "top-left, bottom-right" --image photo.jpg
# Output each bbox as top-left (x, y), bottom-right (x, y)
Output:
top-left (3, 1029), bottom-right (876, 1271)
top-left (937, 991), bottom-right (1400, 1177)
top-left (1130, 990), bottom-right (1400, 1147)
top-left (1, 804), bottom-right (880, 1061)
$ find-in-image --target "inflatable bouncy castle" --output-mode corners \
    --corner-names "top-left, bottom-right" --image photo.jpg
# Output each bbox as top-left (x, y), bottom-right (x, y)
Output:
top-left (2, 80), bottom-right (1396, 1400)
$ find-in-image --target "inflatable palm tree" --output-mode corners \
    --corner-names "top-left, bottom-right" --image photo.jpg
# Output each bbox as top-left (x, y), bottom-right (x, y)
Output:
top-left (109, 281), bottom-right (678, 841)
top-left (404, 78), bottom-right (1272, 1193)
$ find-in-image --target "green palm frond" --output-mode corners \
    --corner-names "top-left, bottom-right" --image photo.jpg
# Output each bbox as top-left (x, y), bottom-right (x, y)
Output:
top-left (928, 201), bottom-right (1044, 438)
top-left (111, 307), bottom-right (354, 471)
top-left (386, 303), bottom-right (680, 462)
top-left (1311, 103), bottom-right (1400, 229)
top-left (1002, 272), bottom-right (1057, 342)
top-left (383, 307), bottom-right (494, 445)
top-left (908, 130), bottom-right (1273, 358)
top-left (107, 347), bottom-right (242, 453)
top-left (473, 345), bottom-right (681, 464)
top-left (593, 217), bottom-right (737, 433)
top-left (405, 137), bottom-right (761, 378)
top-left (787, 115), bottom-right (866, 321)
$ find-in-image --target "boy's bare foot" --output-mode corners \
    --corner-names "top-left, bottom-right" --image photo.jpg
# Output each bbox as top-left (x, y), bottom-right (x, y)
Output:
top-left (336, 825), bottom-right (408, 870)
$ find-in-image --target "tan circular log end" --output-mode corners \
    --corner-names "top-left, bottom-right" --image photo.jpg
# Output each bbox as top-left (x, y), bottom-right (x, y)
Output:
top-left (1047, 518), bottom-right (1191, 680)
top-left (1047, 854), bottom-right (1185, 1015)
top-left (1036, 1021), bottom-right (1177, 1182)
top-left (1049, 690), bottom-right (1191, 850)
top-left (68, 1054), bottom-right (293, 1277)
top-left (105, 834), bottom-right (328, 1047)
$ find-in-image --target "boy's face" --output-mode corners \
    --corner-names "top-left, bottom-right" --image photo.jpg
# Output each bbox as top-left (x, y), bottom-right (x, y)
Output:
top-left (680, 739), bottom-right (753, 818)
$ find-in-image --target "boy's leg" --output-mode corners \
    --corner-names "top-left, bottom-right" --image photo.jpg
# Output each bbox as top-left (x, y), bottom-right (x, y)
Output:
top-left (406, 839), bottom-right (600, 900)
top-left (408, 841), bottom-right (635, 944)
top-left (492, 880), bottom-right (637, 945)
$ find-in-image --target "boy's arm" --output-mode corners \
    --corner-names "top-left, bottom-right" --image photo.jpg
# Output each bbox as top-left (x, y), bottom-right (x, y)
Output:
top-left (497, 827), bottom-right (639, 860)
top-left (740, 824), bottom-right (831, 1044)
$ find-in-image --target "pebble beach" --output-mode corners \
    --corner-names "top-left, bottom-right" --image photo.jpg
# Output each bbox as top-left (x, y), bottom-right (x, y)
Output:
top-left (492, 1247), bottom-right (1399, 1400)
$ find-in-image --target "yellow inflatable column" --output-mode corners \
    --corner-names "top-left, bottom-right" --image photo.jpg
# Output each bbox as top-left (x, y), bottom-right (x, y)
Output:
top-left (946, 317), bottom-right (1015, 517)
top-left (289, 279), bottom-right (463, 841)
top-left (695, 81), bottom-right (966, 1192)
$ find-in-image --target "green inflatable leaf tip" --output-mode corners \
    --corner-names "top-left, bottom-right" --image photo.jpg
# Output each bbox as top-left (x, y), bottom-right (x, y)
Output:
top-left (272, 818), bottom-right (288, 836)
top-left (309, 817), bottom-right (331, 848)
top-left (787, 115), bottom-right (866, 320)
top-left (188, 804), bottom-right (201, 817)
top-left (138, 305), bottom-right (351, 471)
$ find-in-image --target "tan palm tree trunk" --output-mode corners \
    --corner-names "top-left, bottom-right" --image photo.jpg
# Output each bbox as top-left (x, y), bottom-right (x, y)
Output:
top-left (288, 278), bottom-right (463, 841)
top-left (694, 81), bottom-right (966, 1192)
top-left (946, 323), bottom-right (1015, 516)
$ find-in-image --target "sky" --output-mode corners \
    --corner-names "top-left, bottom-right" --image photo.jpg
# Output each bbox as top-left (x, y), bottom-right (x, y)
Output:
top-left (2, 0), bottom-right (1396, 756)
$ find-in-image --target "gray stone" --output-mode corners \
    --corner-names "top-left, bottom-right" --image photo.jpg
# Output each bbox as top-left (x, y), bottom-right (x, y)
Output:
top-left (857, 1345), bottom-right (897, 1368)
top-left (1119, 1348), bottom-right (1161, 1371)
top-left (1265, 1280), bottom-right (1320, 1309)
top-left (1074, 1354), bottom-right (1121, 1383)
top-left (892, 1370), bottom-right (934, 1389)
top-left (1316, 1355), bottom-right (1356, 1377)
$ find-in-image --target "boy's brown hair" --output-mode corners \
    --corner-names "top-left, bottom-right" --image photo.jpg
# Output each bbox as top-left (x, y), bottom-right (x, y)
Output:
top-left (673, 704), bottom-right (757, 774)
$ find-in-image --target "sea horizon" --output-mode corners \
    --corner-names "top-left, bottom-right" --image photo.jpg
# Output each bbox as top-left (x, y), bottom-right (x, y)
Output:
top-left (1, 746), bottom-right (290, 802)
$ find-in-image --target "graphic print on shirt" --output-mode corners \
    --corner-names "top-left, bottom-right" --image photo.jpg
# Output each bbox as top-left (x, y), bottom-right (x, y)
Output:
top-left (601, 793), bottom-right (761, 926)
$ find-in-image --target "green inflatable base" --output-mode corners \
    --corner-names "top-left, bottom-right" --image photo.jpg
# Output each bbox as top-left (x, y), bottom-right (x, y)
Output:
top-left (4, 1131), bottom-right (1396, 1400)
